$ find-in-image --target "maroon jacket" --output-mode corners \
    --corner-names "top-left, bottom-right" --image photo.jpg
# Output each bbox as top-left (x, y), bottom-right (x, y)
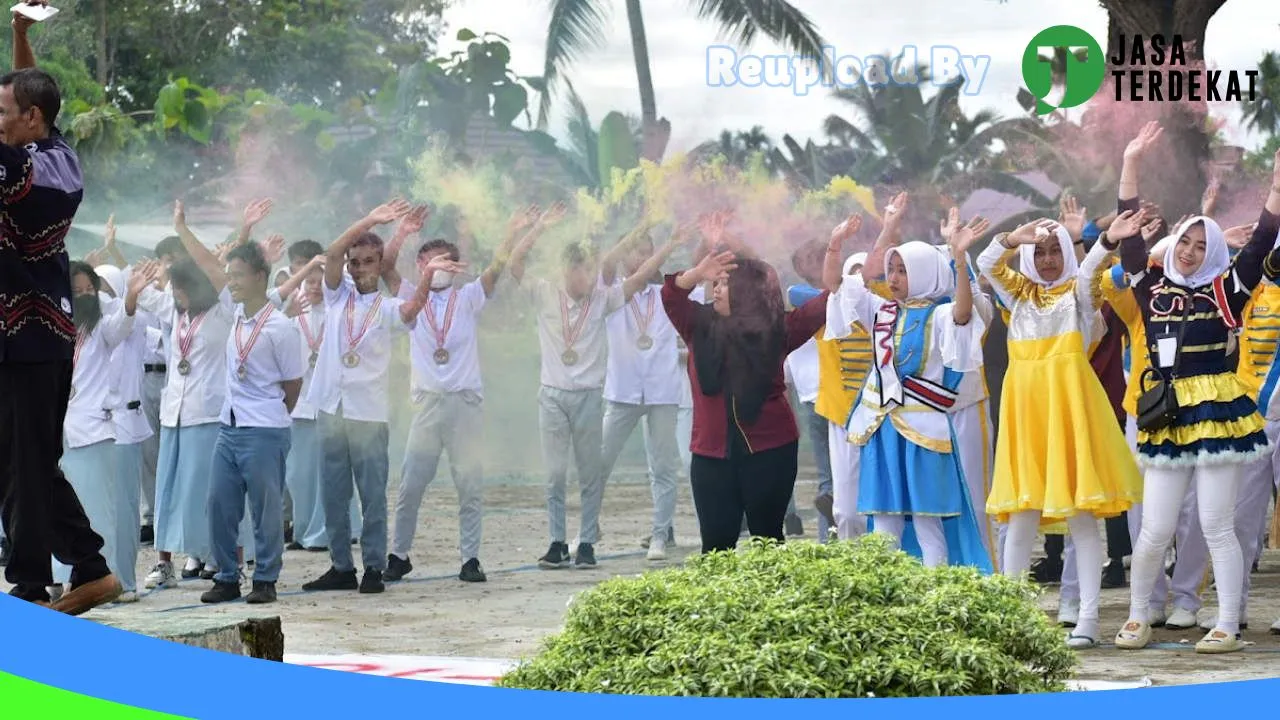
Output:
top-left (661, 274), bottom-right (830, 459)
top-left (1089, 304), bottom-right (1127, 429)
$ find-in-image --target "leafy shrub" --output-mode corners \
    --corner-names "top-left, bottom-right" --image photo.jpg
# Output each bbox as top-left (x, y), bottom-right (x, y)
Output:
top-left (497, 534), bottom-right (1076, 697)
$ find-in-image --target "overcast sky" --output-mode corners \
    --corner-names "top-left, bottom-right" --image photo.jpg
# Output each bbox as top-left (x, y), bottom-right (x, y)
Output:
top-left (438, 0), bottom-right (1277, 155)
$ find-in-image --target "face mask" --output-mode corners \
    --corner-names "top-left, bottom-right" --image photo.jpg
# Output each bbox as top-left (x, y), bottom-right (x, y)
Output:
top-left (73, 293), bottom-right (102, 332)
top-left (429, 270), bottom-right (454, 290)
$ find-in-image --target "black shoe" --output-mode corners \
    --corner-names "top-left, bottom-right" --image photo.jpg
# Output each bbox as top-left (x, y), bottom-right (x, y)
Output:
top-left (785, 513), bottom-right (805, 537)
top-left (1101, 559), bottom-right (1128, 589)
top-left (284, 524), bottom-right (294, 545)
top-left (1253, 559), bottom-right (1261, 574)
top-left (574, 543), bottom-right (597, 569)
top-left (814, 494), bottom-right (835, 528)
top-left (179, 563), bottom-right (202, 580)
top-left (302, 567), bottom-right (358, 592)
top-left (352, 538), bottom-right (359, 545)
top-left (538, 542), bottom-right (571, 569)
top-left (245, 582), bottom-right (277, 604)
top-left (139, 525), bottom-right (154, 545)
top-left (200, 581), bottom-right (241, 604)
top-left (305, 545), bottom-right (328, 553)
top-left (460, 558), bottom-right (486, 582)
top-left (1030, 556), bottom-right (1063, 584)
top-left (286, 541), bottom-right (305, 551)
top-left (359, 568), bottom-right (384, 594)
top-left (199, 566), bottom-right (217, 581)
top-left (0, 537), bottom-right (10, 567)
top-left (385, 555), bottom-right (412, 582)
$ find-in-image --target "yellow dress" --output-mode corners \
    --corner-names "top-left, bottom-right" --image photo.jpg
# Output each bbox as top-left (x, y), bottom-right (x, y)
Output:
top-left (978, 240), bottom-right (1142, 526)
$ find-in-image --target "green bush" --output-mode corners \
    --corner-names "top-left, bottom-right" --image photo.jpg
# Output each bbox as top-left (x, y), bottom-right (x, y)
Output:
top-left (497, 535), bottom-right (1077, 697)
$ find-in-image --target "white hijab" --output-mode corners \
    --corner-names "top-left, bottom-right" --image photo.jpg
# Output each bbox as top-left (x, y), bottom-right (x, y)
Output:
top-left (843, 252), bottom-right (868, 276)
top-left (1018, 225), bottom-right (1077, 289)
top-left (886, 241), bottom-right (953, 301)
top-left (94, 264), bottom-right (124, 298)
top-left (1162, 215), bottom-right (1229, 289)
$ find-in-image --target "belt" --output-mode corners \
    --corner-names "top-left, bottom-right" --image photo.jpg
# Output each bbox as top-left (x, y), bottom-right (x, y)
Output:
top-left (145, 364), bottom-right (167, 373)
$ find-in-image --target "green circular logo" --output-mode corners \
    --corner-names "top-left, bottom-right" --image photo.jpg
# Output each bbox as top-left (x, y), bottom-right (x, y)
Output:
top-left (1022, 25), bottom-right (1105, 115)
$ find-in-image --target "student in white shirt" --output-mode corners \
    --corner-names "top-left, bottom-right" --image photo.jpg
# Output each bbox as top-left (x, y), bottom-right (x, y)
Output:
top-left (301, 199), bottom-right (436, 595)
top-left (596, 227), bottom-right (688, 562)
top-left (52, 263), bottom-right (137, 601)
top-left (507, 211), bottom-right (665, 569)
top-left (199, 242), bottom-right (304, 605)
top-left (140, 204), bottom-right (253, 589)
top-left (377, 206), bottom-right (541, 583)
top-left (269, 241), bottom-right (364, 552)
top-left (139, 236), bottom-right (187, 543)
top-left (93, 264), bottom-right (156, 602)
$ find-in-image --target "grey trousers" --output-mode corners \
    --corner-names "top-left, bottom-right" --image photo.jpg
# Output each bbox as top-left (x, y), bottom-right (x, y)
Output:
top-left (538, 386), bottom-right (605, 545)
top-left (318, 409), bottom-right (389, 573)
top-left (139, 370), bottom-right (165, 525)
top-left (601, 401), bottom-right (680, 541)
top-left (391, 391), bottom-right (485, 562)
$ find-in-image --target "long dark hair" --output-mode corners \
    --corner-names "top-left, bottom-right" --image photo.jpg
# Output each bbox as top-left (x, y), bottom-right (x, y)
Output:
top-left (169, 258), bottom-right (219, 317)
top-left (691, 257), bottom-right (787, 425)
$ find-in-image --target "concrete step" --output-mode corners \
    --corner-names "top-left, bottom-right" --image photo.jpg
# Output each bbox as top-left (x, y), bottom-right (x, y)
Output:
top-left (97, 614), bottom-right (284, 661)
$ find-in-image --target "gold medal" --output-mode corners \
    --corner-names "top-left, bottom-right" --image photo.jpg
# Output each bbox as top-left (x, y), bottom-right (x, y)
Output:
top-left (433, 348), bottom-right (450, 365)
top-left (343, 352), bottom-right (361, 369)
top-left (561, 349), bottom-right (579, 366)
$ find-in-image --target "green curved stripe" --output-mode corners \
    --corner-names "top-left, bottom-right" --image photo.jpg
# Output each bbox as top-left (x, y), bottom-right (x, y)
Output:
top-left (0, 671), bottom-right (191, 718)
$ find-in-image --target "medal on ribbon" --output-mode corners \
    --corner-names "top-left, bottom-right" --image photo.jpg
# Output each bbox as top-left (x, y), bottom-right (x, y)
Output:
top-left (559, 290), bottom-right (594, 367)
top-left (70, 329), bottom-right (86, 400)
top-left (235, 305), bottom-right (275, 383)
top-left (343, 291), bottom-right (383, 369)
top-left (629, 289), bottom-right (656, 351)
top-left (176, 310), bottom-right (207, 376)
top-left (424, 287), bottom-right (459, 366)
top-left (299, 310), bottom-right (323, 370)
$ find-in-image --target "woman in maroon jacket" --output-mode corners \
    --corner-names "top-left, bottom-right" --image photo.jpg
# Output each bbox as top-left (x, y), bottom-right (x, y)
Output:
top-left (662, 240), bottom-right (830, 553)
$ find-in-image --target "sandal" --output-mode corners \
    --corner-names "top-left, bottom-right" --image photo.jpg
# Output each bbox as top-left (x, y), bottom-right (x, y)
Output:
top-left (1195, 628), bottom-right (1244, 654)
top-left (1114, 620), bottom-right (1151, 650)
top-left (1065, 633), bottom-right (1097, 649)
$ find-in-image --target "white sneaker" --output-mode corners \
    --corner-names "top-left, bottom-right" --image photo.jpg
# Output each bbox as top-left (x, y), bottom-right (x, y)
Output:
top-left (1149, 608), bottom-right (1167, 627)
top-left (1269, 617), bottom-right (1280, 635)
top-left (116, 591), bottom-right (139, 604)
top-left (646, 535), bottom-right (667, 562)
top-left (47, 584), bottom-right (64, 602)
top-left (1057, 598), bottom-right (1079, 627)
top-left (1167, 606), bottom-right (1199, 629)
top-left (144, 561), bottom-right (177, 589)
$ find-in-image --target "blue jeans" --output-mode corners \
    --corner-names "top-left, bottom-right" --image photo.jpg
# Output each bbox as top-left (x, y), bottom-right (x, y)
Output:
top-left (800, 401), bottom-right (833, 542)
top-left (208, 425), bottom-right (291, 584)
top-left (318, 409), bottom-right (390, 573)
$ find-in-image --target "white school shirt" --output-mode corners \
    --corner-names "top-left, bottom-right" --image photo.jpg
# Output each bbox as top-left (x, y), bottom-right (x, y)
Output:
top-left (221, 302), bottom-right (305, 428)
top-left (519, 277), bottom-right (626, 392)
top-left (398, 278), bottom-right (486, 396)
top-left (784, 337), bottom-right (821, 404)
top-left (604, 280), bottom-right (681, 406)
top-left (109, 312), bottom-right (155, 445)
top-left (290, 305), bottom-right (325, 421)
top-left (66, 297), bottom-right (135, 449)
top-left (306, 275), bottom-right (412, 424)
top-left (676, 285), bottom-right (711, 410)
top-left (139, 285), bottom-right (236, 428)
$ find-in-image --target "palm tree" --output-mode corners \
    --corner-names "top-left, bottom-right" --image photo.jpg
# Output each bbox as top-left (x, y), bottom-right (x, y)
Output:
top-left (692, 125), bottom-right (774, 168)
top-left (1243, 51), bottom-right (1280, 136)
top-left (539, 0), bottom-right (828, 159)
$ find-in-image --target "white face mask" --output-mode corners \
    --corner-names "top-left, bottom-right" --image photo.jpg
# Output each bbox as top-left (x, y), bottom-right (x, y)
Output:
top-left (429, 270), bottom-right (454, 290)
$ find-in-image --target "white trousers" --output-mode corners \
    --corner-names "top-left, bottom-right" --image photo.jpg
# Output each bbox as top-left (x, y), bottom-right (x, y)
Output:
top-left (829, 421), bottom-right (865, 539)
top-left (1007, 510), bottom-right (1103, 634)
top-left (873, 514), bottom-right (947, 566)
top-left (952, 400), bottom-right (999, 571)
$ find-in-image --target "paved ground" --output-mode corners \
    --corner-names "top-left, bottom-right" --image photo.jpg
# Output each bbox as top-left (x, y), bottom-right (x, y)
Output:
top-left (9, 467), bottom-right (1280, 689)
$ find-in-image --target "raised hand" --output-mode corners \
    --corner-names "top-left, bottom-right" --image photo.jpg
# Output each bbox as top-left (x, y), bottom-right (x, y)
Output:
top-left (424, 254), bottom-right (468, 276)
top-left (830, 214), bottom-right (862, 249)
top-left (698, 210), bottom-right (731, 249)
top-left (12, 0), bottom-right (47, 33)
top-left (1108, 208), bottom-right (1150, 239)
top-left (509, 204), bottom-right (540, 233)
top-left (1140, 219), bottom-right (1165, 244)
top-left (128, 260), bottom-right (162, 298)
top-left (1225, 222), bottom-right (1257, 250)
top-left (882, 192), bottom-right (908, 236)
top-left (691, 249), bottom-right (738, 285)
top-left (243, 198), bottom-right (274, 229)
top-left (104, 213), bottom-right (118, 249)
top-left (949, 215), bottom-right (989, 255)
top-left (939, 207), bottom-right (960, 242)
top-left (1202, 176), bottom-right (1221, 216)
top-left (367, 198), bottom-right (412, 225)
top-left (1007, 218), bottom-right (1060, 246)
top-left (83, 247), bottom-right (107, 267)
top-left (262, 233), bottom-right (286, 265)
top-left (1124, 121), bottom-right (1164, 162)
top-left (397, 205), bottom-right (430, 237)
top-left (1058, 194), bottom-right (1087, 241)
top-left (537, 201), bottom-right (568, 227)
top-left (173, 199), bottom-right (188, 232)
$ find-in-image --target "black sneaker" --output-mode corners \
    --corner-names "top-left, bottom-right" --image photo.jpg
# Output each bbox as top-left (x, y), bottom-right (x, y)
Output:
top-left (199, 566), bottom-right (216, 581)
top-left (459, 558), bottom-right (486, 583)
top-left (139, 525), bottom-right (154, 545)
top-left (359, 568), bottom-right (385, 594)
top-left (785, 513), bottom-right (805, 537)
top-left (1030, 556), bottom-right (1063, 584)
top-left (200, 581), bottom-right (241, 604)
top-left (814, 494), bottom-right (835, 528)
top-left (574, 543), bottom-right (597, 569)
top-left (284, 524), bottom-right (294, 545)
top-left (385, 555), bottom-right (412, 582)
top-left (180, 563), bottom-right (203, 580)
top-left (538, 542), bottom-right (571, 569)
top-left (305, 545), bottom-right (328, 553)
top-left (0, 537), bottom-right (10, 566)
top-left (245, 582), bottom-right (277, 604)
top-left (302, 567), bottom-right (358, 592)
top-left (286, 542), bottom-right (305, 551)
top-left (1101, 559), bottom-right (1128, 589)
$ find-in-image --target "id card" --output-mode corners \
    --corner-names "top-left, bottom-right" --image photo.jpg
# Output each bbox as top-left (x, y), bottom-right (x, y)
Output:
top-left (1154, 333), bottom-right (1178, 369)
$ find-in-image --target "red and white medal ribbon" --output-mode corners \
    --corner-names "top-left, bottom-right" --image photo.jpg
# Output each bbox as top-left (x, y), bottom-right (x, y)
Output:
top-left (628, 290), bottom-right (655, 336)
top-left (235, 305), bottom-right (276, 377)
top-left (559, 290), bottom-right (595, 351)
top-left (73, 328), bottom-right (87, 367)
top-left (345, 292), bottom-right (383, 355)
top-left (299, 311), bottom-right (323, 355)
top-left (177, 311), bottom-right (207, 365)
top-left (424, 287), bottom-right (459, 352)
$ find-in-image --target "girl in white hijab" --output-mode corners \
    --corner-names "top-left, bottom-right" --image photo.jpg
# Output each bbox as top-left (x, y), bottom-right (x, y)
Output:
top-left (825, 221), bottom-right (992, 572)
top-left (978, 217), bottom-right (1141, 648)
top-left (1112, 133), bottom-right (1280, 654)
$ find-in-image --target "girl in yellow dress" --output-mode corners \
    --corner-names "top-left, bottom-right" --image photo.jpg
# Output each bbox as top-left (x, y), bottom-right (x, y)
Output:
top-left (977, 218), bottom-right (1142, 649)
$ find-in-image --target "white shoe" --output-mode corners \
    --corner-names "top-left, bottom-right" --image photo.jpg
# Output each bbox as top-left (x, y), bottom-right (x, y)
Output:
top-left (47, 584), bottom-right (64, 602)
top-left (646, 536), bottom-right (667, 562)
top-left (116, 591), bottom-right (139, 603)
top-left (144, 561), bottom-right (177, 589)
top-left (1166, 607), bottom-right (1198, 629)
top-left (1057, 598), bottom-right (1079, 627)
top-left (1149, 608), bottom-right (1167, 628)
top-left (1269, 617), bottom-right (1280, 635)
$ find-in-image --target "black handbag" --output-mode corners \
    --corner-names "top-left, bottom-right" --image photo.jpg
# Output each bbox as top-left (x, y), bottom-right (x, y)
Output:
top-left (1136, 298), bottom-right (1193, 433)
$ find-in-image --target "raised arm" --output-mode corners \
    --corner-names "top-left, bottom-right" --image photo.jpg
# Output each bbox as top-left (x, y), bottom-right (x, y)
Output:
top-left (976, 218), bottom-right (1049, 309)
top-left (124, 260), bottom-right (162, 318)
top-left (173, 200), bottom-right (228, 292)
top-left (381, 204), bottom-right (428, 297)
top-left (666, 250), bottom-right (737, 341)
top-left (98, 297), bottom-right (136, 349)
top-left (784, 290), bottom-right (832, 352)
top-left (944, 212), bottom-right (987, 326)
top-left (507, 203), bottom-right (566, 284)
top-left (11, 2), bottom-right (40, 69)
top-left (860, 192), bottom-right (907, 287)
top-left (1229, 149), bottom-right (1280, 297)
top-left (1075, 236), bottom-right (1119, 314)
top-left (480, 205), bottom-right (539, 296)
top-left (621, 223), bottom-right (691, 299)
top-left (822, 214), bottom-right (862, 291)
top-left (235, 199), bottom-right (273, 247)
top-left (103, 214), bottom-right (127, 268)
top-left (600, 218), bottom-right (655, 287)
top-left (326, 198), bottom-right (412, 291)
top-left (274, 255), bottom-right (324, 310)
top-left (398, 254), bottom-right (467, 325)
